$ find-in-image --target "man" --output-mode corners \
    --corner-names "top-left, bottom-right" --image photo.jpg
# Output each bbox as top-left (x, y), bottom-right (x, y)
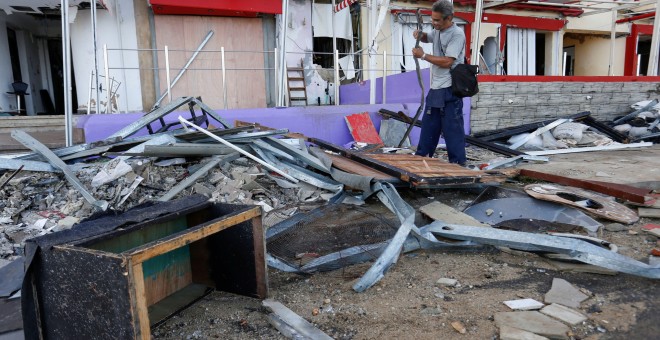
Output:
top-left (412, 0), bottom-right (466, 165)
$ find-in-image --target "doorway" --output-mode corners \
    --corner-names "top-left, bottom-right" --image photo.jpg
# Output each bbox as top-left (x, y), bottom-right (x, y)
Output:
top-left (47, 38), bottom-right (77, 114)
top-left (637, 37), bottom-right (651, 76)
top-left (563, 46), bottom-right (575, 76)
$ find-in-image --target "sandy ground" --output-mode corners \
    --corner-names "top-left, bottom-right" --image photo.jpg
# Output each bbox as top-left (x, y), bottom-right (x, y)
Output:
top-left (152, 145), bottom-right (660, 340)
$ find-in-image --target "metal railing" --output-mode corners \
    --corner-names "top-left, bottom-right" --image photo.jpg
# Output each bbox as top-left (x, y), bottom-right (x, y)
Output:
top-left (100, 44), bottom-right (430, 112)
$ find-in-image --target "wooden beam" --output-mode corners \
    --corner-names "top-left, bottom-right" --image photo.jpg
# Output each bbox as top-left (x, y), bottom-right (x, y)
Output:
top-left (129, 262), bottom-right (151, 340)
top-left (519, 169), bottom-right (652, 204)
top-left (127, 207), bottom-right (261, 264)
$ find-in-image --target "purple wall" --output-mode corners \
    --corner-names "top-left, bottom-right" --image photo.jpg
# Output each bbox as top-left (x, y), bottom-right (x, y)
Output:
top-left (339, 68), bottom-right (471, 135)
top-left (76, 103), bottom-right (421, 146)
top-left (76, 70), bottom-right (471, 148)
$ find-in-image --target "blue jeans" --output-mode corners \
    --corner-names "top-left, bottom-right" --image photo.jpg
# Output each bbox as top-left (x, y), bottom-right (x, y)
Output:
top-left (415, 88), bottom-right (466, 164)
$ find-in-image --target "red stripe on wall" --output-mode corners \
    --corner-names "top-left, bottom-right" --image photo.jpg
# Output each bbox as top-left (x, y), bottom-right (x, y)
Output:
top-left (479, 75), bottom-right (660, 82)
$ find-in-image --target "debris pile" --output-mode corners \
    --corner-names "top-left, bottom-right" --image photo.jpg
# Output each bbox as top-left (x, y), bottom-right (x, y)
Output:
top-left (0, 97), bottom-right (658, 339)
top-left (613, 99), bottom-right (660, 141)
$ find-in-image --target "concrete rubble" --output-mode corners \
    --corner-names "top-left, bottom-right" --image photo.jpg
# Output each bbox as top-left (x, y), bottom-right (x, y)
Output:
top-left (0, 98), bottom-right (658, 339)
top-left (544, 278), bottom-right (590, 308)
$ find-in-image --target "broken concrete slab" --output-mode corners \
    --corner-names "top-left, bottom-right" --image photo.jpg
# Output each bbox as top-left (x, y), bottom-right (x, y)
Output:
top-left (637, 207), bottom-right (660, 218)
top-left (436, 278), bottom-right (458, 287)
top-left (379, 119), bottom-right (411, 147)
top-left (495, 311), bottom-right (569, 339)
top-left (504, 298), bottom-right (545, 311)
top-left (419, 201), bottom-right (488, 226)
top-left (540, 303), bottom-right (587, 325)
top-left (499, 325), bottom-right (549, 340)
top-left (544, 278), bottom-right (589, 308)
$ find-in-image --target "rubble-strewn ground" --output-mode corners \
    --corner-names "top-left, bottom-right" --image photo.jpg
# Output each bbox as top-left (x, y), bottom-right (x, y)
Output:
top-left (1, 145), bottom-right (658, 339)
top-left (150, 147), bottom-right (659, 340)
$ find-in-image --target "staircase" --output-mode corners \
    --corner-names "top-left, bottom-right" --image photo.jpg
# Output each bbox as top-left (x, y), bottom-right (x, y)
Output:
top-left (286, 60), bottom-right (308, 106)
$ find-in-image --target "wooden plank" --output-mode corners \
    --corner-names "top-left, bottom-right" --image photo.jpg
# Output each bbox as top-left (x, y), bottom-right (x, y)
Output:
top-left (309, 138), bottom-right (507, 187)
top-left (323, 152), bottom-right (397, 180)
top-left (366, 154), bottom-right (486, 177)
top-left (154, 15), bottom-right (266, 110)
top-left (251, 215), bottom-right (269, 299)
top-left (519, 169), bottom-right (652, 204)
top-left (524, 183), bottom-right (639, 224)
top-left (234, 120), bottom-right (306, 139)
top-left (128, 207), bottom-right (261, 264)
top-left (129, 262), bottom-right (151, 340)
top-left (143, 247), bottom-right (193, 306)
top-left (344, 112), bottom-right (383, 144)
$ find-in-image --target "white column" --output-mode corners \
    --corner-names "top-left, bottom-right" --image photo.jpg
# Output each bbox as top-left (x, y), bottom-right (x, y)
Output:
top-left (471, 0), bottom-right (484, 66)
top-left (62, 0), bottom-right (73, 146)
top-left (608, 9), bottom-right (617, 76)
top-left (332, 0), bottom-right (337, 104)
top-left (648, 0), bottom-right (660, 76)
top-left (91, 0), bottom-right (100, 113)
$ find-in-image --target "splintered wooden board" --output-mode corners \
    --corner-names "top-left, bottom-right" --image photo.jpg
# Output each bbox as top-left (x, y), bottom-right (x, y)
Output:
top-left (323, 152), bottom-right (397, 181)
top-left (366, 154), bottom-right (481, 177)
top-left (361, 153), bottom-right (506, 187)
top-left (524, 183), bottom-right (639, 224)
top-left (345, 112), bottom-right (383, 145)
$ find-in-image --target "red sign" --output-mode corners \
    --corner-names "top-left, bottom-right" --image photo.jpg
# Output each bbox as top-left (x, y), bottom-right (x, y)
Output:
top-left (149, 0), bottom-right (282, 17)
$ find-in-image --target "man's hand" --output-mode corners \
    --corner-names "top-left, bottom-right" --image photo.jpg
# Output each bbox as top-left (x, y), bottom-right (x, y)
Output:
top-left (413, 30), bottom-right (423, 40)
top-left (412, 47), bottom-right (424, 59)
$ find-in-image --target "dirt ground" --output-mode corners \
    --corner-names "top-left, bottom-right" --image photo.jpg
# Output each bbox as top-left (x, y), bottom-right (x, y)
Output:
top-left (152, 145), bottom-right (660, 340)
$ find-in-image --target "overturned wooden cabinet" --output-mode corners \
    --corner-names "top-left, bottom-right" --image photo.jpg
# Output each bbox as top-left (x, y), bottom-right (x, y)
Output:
top-left (22, 196), bottom-right (267, 339)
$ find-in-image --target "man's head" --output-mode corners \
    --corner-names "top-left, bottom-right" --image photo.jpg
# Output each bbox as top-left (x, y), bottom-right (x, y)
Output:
top-left (431, 0), bottom-right (454, 31)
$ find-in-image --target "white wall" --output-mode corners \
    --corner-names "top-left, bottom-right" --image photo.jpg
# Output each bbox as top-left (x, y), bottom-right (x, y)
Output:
top-left (70, 1), bottom-right (143, 113)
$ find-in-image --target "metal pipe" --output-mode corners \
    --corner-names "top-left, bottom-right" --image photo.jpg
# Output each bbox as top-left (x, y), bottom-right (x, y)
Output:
top-left (471, 0), bottom-right (484, 66)
top-left (164, 45), bottom-right (171, 103)
top-left (648, 0), bottom-right (660, 76)
top-left (148, 6), bottom-right (160, 103)
top-left (62, 0), bottom-right (73, 146)
top-left (104, 44), bottom-right (110, 113)
top-left (368, 0), bottom-right (376, 104)
top-left (177, 116), bottom-right (298, 183)
top-left (279, 0), bottom-right (289, 107)
top-left (334, 49), bottom-right (340, 105)
top-left (87, 71), bottom-right (93, 115)
top-left (222, 46), bottom-right (228, 109)
top-left (332, 0), bottom-right (338, 102)
top-left (153, 31), bottom-right (214, 109)
top-left (609, 9), bottom-right (617, 76)
top-left (274, 47), bottom-right (279, 106)
top-left (91, 0), bottom-right (100, 114)
top-left (382, 51), bottom-right (387, 104)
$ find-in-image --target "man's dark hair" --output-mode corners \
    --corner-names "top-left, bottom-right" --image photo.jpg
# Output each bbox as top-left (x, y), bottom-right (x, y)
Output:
top-left (432, 0), bottom-right (454, 18)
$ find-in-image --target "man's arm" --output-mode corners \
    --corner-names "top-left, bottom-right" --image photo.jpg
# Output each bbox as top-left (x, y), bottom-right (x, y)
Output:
top-left (412, 47), bottom-right (455, 69)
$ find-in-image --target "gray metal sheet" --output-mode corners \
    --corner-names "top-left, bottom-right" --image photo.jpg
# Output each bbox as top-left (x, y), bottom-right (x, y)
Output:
top-left (429, 223), bottom-right (660, 279)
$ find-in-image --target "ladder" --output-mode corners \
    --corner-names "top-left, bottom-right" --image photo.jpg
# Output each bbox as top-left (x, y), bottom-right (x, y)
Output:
top-left (286, 60), bottom-right (308, 106)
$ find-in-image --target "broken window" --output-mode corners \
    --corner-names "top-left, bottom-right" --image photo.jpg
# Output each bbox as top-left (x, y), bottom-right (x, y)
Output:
top-left (311, 2), bottom-right (359, 82)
